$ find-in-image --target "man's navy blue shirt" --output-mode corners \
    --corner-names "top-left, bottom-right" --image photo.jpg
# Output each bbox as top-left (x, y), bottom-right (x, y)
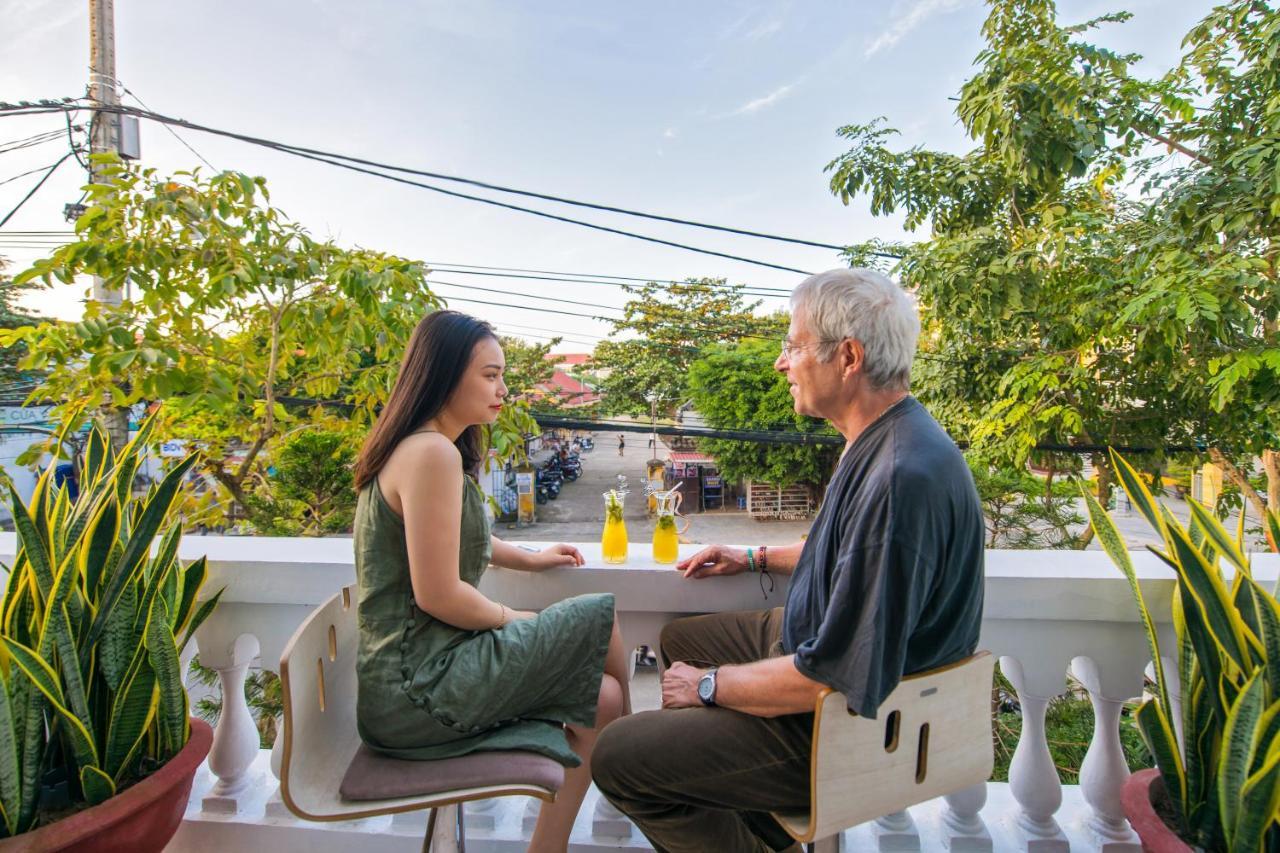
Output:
top-left (781, 396), bottom-right (985, 718)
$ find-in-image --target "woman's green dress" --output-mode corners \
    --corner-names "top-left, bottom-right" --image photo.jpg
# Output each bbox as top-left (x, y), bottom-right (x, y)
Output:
top-left (354, 473), bottom-right (615, 767)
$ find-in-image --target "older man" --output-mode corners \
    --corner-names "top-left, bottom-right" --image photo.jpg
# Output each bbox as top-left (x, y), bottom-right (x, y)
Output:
top-left (591, 268), bottom-right (985, 853)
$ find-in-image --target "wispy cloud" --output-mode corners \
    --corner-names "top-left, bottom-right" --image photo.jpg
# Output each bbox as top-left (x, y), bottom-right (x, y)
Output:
top-left (729, 84), bottom-right (795, 116)
top-left (744, 20), bottom-right (784, 41)
top-left (0, 0), bottom-right (79, 47)
top-left (865, 0), bottom-right (969, 58)
top-left (663, 127), bottom-right (678, 139)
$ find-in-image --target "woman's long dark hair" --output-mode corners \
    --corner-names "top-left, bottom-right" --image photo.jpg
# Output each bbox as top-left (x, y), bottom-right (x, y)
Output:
top-left (354, 310), bottom-right (497, 491)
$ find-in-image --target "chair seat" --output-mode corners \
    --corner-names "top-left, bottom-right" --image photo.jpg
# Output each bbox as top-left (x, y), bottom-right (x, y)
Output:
top-left (339, 745), bottom-right (566, 802)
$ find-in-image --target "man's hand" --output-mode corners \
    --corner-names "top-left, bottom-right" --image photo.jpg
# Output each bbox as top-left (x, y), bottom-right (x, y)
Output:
top-left (529, 544), bottom-right (585, 570)
top-left (661, 661), bottom-right (707, 708)
top-left (676, 544), bottom-right (749, 579)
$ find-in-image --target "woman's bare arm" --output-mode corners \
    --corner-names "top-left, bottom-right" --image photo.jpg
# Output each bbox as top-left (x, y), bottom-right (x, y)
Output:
top-left (393, 435), bottom-right (509, 630)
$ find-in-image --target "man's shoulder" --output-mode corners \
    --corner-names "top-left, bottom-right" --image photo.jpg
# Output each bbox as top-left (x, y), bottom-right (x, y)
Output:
top-left (886, 404), bottom-right (966, 479)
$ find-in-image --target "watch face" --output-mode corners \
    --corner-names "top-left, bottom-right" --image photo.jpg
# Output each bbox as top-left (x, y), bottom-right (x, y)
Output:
top-left (698, 672), bottom-right (715, 702)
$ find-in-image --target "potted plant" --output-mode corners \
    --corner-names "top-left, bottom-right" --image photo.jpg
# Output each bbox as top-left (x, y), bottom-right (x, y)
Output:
top-left (0, 417), bottom-right (222, 851)
top-left (1086, 449), bottom-right (1280, 852)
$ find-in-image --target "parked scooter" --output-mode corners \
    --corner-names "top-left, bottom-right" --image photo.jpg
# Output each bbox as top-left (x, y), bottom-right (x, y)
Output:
top-left (536, 467), bottom-right (562, 500)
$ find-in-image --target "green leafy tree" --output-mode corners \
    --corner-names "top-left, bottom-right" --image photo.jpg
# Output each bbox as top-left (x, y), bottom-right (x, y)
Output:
top-left (242, 428), bottom-right (359, 536)
top-left (0, 256), bottom-right (45, 392)
top-left (828, 0), bottom-right (1280, 533)
top-left (686, 338), bottom-right (840, 488)
top-left (499, 335), bottom-right (558, 400)
top-left (591, 279), bottom-right (784, 418)
top-left (968, 457), bottom-right (1085, 548)
top-left (0, 158), bottom-right (538, 524)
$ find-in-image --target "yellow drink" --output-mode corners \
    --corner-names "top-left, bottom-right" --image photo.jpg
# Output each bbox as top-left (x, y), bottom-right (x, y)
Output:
top-left (652, 514), bottom-right (679, 564)
top-left (602, 517), bottom-right (628, 563)
top-left (602, 491), bottom-right (628, 563)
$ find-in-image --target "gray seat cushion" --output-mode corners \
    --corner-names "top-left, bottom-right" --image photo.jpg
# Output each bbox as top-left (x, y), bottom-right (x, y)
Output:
top-left (339, 745), bottom-right (566, 801)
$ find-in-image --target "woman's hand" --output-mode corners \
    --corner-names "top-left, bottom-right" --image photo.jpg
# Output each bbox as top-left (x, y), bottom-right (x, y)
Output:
top-left (528, 543), bottom-right (585, 570)
top-left (676, 544), bottom-right (748, 579)
top-left (504, 608), bottom-right (538, 624)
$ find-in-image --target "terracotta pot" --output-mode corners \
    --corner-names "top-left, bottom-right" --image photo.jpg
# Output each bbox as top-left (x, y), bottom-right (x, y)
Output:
top-left (1121, 768), bottom-right (1193, 853)
top-left (1, 719), bottom-right (213, 853)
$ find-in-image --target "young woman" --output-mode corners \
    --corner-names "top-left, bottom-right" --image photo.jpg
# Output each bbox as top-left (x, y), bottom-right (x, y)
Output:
top-left (352, 310), bottom-right (631, 852)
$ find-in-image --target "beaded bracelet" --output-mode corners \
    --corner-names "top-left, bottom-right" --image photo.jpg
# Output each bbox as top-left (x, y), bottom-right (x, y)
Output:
top-left (759, 545), bottom-right (769, 573)
top-left (746, 547), bottom-right (757, 573)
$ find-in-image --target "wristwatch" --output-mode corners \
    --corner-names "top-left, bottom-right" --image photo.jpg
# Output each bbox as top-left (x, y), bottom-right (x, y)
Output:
top-left (697, 667), bottom-right (719, 707)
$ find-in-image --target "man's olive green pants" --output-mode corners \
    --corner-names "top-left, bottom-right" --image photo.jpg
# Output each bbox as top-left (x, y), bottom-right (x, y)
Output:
top-left (591, 608), bottom-right (813, 853)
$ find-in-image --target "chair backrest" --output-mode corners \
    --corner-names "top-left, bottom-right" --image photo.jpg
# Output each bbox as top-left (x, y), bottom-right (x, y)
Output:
top-left (278, 586), bottom-right (367, 821)
top-left (773, 652), bottom-right (995, 843)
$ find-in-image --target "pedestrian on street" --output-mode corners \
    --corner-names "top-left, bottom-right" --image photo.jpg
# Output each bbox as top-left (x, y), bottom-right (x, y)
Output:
top-left (618, 435), bottom-right (625, 457)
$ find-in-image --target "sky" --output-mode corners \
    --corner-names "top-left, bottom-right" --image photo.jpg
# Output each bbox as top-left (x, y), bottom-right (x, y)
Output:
top-left (0, 0), bottom-right (1217, 352)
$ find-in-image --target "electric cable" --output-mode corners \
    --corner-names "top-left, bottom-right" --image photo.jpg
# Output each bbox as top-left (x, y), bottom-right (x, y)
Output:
top-left (0, 102), bottom-right (858, 253)
top-left (0, 102), bottom-right (869, 273)
top-left (0, 151), bottom-right (74, 229)
top-left (0, 163), bottom-right (72, 190)
top-left (0, 129), bottom-right (65, 155)
top-left (427, 266), bottom-right (794, 299)
top-left (118, 84), bottom-right (217, 172)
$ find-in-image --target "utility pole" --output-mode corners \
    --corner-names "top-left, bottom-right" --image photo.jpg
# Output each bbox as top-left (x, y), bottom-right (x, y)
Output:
top-left (88, 0), bottom-right (130, 452)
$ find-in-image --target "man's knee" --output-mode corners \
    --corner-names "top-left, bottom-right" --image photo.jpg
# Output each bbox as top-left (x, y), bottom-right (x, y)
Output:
top-left (659, 617), bottom-right (697, 667)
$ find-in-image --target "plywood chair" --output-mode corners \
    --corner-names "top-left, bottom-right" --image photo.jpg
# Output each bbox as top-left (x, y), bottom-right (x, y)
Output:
top-left (278, 586), bottom-right (565, 852)
top-left (772, 652), bottom-right (995, 851)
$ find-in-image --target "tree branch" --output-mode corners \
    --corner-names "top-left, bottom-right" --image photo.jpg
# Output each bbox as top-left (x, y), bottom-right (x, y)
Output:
top-left (1140, 130), bottom-right (1213, 167)
top-left (1208, 446), bottom-right (1268, 524)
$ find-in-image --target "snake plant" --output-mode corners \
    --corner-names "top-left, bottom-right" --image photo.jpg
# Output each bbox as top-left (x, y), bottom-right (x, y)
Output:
top-left (0, 416), bottom-right (221, 837)
top-left (1086, 449), bottom-right (1280, 852)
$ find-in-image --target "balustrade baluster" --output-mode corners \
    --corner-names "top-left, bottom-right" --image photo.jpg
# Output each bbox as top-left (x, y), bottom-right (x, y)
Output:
top-left (1001, 656), bottom-right (1069, 852)
top-left (593, 793), bottom-right (634, 838)
top-left (262, 719), bottom-right (291, 818)
top-left (941, 781), bottom-right (992, 851)
top-left (1072, 657), bottom-right (1142, 852)
top-left (196, 631), bottom-right (263, 814)
top-left (872, 808), bottom-right (920, 851)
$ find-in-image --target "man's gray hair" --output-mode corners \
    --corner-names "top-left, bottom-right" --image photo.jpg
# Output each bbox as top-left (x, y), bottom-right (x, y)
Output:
top-left (791, 268), bottom-right (920, 391)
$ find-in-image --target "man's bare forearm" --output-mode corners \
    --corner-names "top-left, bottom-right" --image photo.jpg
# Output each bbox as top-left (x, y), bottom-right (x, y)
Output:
top-left (761, 541), bottom-right (805, 576)
top-left (715, 655), bottom-right (825, 717)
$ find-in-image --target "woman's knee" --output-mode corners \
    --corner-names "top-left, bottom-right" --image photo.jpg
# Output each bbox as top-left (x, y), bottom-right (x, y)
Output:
top-left (595, 674), bottom-right (624, 727)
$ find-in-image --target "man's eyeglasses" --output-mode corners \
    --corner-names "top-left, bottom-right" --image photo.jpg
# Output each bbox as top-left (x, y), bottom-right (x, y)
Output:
top-left (780, 337), bottom-right (845, 358)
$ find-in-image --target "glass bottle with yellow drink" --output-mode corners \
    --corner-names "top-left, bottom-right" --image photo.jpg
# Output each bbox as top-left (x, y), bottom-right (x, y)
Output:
top-left (651, 488), bottom-right (688, 564)
top-left (601, 482), bottom-right (629, 564)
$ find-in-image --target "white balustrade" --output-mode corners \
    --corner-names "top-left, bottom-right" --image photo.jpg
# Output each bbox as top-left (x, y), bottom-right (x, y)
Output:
top-left (1, 532), bottom-right (1276, 852)
top-left (941, 782), bottom-right (992, 851)
top-left (592, 795), bottom-right (634, 839)
top-left (999, 655), bottom-right (1067, 852)
top-left (1071, 657), bottom-right (1143, 853)
top-left (262, 719), bottom-right (290, 818)
top-left (872, 809), bottom-right (920, 851)
top-left (194, 630), bottom-right (262, 814)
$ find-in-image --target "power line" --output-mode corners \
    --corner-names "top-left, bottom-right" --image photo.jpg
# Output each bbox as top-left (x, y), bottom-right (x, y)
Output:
top-left (2, 103), bottom-right (855, 253)
top-left (0, 129), bottom-right (65, 155)
top-left (0, 151), bottom-right (74, 229)
top-left (0, 102), bottom-right (848, 274)
top-left (269, 143), bottom-right (818, 275)
top-left (432, 278), bottom-right (626, 315)
top-left (496, 320), bottom-right (608, 341)
top-left (427, 266), bottom-right (794, 299)
top-left (119, 84), bottom-right (217, 172)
